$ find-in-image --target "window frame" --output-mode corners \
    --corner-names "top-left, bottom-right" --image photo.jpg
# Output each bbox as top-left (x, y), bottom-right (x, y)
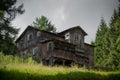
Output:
top-left (27, 33), bottom-right (33, 41)
top-left (33, 47), bottom-right (38, 55)
top-left (47, 42), bottom-right (54, 51)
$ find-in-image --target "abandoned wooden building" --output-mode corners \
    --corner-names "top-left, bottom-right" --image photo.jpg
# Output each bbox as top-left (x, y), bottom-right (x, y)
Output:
top-left (16, 26), bottom-right (94, 67)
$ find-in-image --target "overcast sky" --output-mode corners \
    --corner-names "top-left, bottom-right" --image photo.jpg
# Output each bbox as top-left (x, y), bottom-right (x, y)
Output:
top-left (12, 0), bottom-right (119, 43)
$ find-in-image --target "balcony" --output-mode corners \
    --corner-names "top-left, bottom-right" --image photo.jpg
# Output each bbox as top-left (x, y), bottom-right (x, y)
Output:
top-left (75, 48), bottom-right (85, 56)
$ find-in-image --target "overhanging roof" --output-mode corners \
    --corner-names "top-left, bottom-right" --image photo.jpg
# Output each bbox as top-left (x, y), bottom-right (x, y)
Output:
top-left (58, 26), bottom-right (87, 35)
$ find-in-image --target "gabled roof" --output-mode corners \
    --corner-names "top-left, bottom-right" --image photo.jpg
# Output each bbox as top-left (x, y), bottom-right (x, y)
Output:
top-left (16, 25), bottom-right (88, 43)
top-left (58, 26), bottom-right (87, 35)
top-left (15, 26), bottom-right (64, 43)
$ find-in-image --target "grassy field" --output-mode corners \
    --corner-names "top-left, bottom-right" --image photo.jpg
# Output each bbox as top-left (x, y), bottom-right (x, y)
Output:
top-left (0, 52), bottom-right (120, 80)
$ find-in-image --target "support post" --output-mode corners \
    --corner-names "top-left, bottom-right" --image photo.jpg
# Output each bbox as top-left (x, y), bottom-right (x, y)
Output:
top-left (49, 57), bottom-right (54, 66)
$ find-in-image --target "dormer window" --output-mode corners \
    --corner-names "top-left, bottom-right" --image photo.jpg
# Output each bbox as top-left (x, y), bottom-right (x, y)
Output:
top-left (74, 33), bottom-right (81, 43)
top-left (74, 33), bottom-right (78, 42)
top-left (78, 35), bottom-right (81, 42)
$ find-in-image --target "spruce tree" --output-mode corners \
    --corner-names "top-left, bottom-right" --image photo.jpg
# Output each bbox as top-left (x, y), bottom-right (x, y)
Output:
top-left (108, 1), bottom-right (120, 70)
top-left (94, 18), bottom-right (109, 67)
top-left (94, 0), bottom-right (120, 70)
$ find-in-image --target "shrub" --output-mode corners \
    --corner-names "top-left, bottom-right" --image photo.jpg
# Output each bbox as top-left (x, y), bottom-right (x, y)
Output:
top-left (32, 54), bottom-right (41, 63)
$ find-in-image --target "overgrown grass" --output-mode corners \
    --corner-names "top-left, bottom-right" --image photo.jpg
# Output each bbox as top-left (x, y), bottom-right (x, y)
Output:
top-left (0, 52), bottom-right (120, 80)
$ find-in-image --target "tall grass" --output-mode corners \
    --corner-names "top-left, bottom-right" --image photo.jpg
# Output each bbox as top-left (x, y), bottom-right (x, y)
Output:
top-left (0, 52), bottom-right (120, 80)
top-left (0, 52), bottom-right (36, 65)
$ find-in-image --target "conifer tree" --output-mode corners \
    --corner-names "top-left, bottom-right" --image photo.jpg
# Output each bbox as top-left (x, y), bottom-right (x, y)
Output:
top-left (94, 0), bottom-right (120, 70)
top-left (108, 1), bottom-right (120, 70)
top-left (33, 16), bottom-right (56, 32)
top-left (0, 0), bottom-right (25, 55)
top-left (94, 18), bottom-right (109, 67)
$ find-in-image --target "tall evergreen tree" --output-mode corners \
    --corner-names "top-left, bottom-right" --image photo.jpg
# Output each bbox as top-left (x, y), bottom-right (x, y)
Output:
top-left (33, 16), bottom-right (56, 32)
top-left (94, 18), bottom-right (109, 67)
top-left (108, 1), bottom-right (120, 70)
top-left (0, 0), bottom-right (25, 55)
top-left (94, 0), bottom-right (120, 70)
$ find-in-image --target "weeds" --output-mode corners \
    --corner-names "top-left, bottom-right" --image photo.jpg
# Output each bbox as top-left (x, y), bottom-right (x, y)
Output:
top-left (0, 52), bottom-right (120, 80)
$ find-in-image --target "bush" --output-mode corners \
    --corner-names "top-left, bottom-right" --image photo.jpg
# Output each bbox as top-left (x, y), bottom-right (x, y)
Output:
top-left (32, 54), bottom-right (41, 63)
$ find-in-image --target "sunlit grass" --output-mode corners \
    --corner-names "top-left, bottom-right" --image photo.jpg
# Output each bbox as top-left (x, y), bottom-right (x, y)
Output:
top-left (1, 63), bottom-right (120, 80)
top-left (0, 52), bottom-right (120, 80)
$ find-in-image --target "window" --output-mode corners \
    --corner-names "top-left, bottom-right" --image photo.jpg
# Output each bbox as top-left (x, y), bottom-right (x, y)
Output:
top-left (27, 33), bottom-right (33, 41)
top-left (47, 42), bottom-right (54, 51)
top-left (78, 35), bottom-right (81, 42)
top-left (65, 32), bottom-right (70, 42)
top-left (76, 50), bottom-right (84, 56)
top-left (65, 32), bottom-right (70, 40)
top-left (20, 39), bottom-right (24, 48)
top-left (78, 35), bottom-right (82, 48)
top-left (74, 33), bottom-right (81, 43)
top-left (74, 33), bottom-right (78, 42)
top-left (33, 47), bottom-right (38, 55)
top-left (37, 31), bottom-right (41, 37)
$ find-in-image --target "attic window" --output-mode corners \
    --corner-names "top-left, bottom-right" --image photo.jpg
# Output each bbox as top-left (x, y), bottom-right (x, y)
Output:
top-left (74, 33), bottom-right (78, 42)
top-left (74, 33), bottom-right (81, 42)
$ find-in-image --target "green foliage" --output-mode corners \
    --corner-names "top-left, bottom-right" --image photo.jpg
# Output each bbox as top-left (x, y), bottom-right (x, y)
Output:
top-left (0, 52), bottom-right (120, 80)
top-left (0, 52), bottom-right (36, 64)
top-left (0, 0), bottom-right (25, 55)
top-left (22, 52), bottom-right (41, 63)
top-left (94, 18), bottom-right (110, 67)
top-left (32, 54), bottom-right (41, 63)
top-left (33, 16), bottom-right (56, 32)
top-left (94, 0), bottom-right (120, 70)
top-left (0, 0), bottom-right (25, 20)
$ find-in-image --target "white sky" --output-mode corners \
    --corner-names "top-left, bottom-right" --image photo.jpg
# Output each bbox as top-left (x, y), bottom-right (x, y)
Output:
top-left (12, 0), bottom-right (119, 43)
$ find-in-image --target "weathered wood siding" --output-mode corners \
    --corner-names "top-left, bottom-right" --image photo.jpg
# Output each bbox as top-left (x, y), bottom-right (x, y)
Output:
top-left (53, 49), bottom-right (76, 61)
top-left (41, 40), bottom-right (76, 61)
top-left (17, 27), bottom-right (64, 57)
top-left (59, 28), bottom-right (85, 50)
top-left (84, 43), bottom-right (94, 67)
top-left (16, 26), bottom-right (94, 67)
top-left (70, 29), bottom-right (85, 49)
